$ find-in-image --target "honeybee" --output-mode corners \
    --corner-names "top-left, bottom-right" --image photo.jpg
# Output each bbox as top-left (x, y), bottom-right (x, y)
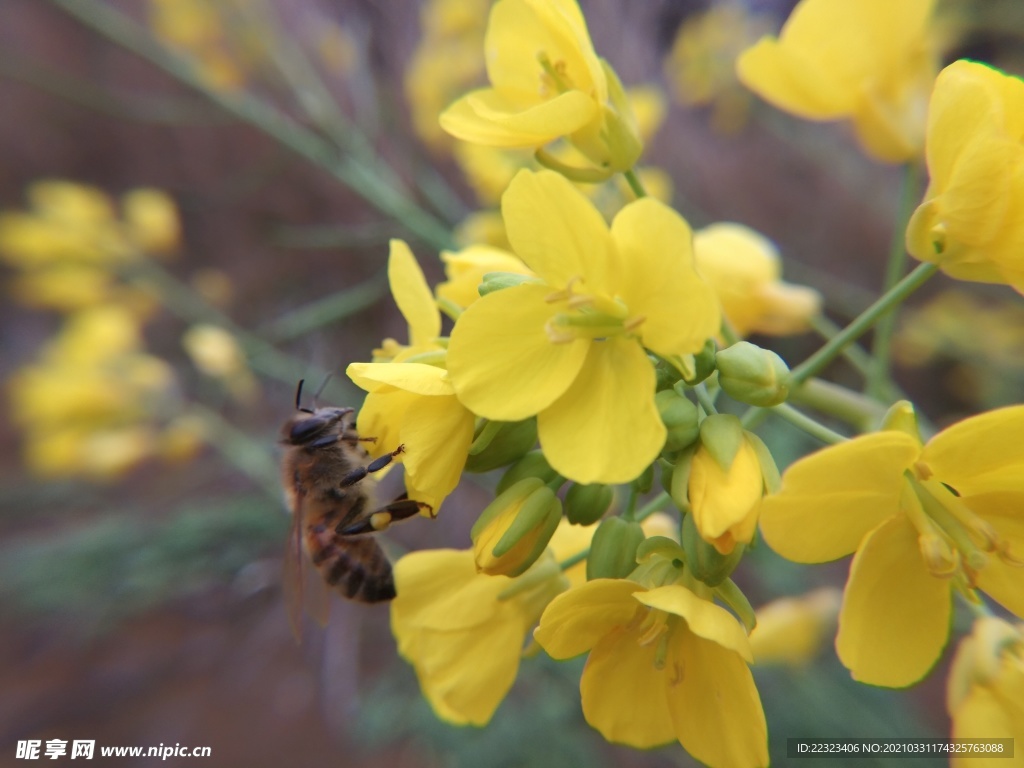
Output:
top-left (281, 380), bottom-right (430, 636)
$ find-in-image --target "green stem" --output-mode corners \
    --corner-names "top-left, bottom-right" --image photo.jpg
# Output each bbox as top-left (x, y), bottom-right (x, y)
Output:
top-left (788, 378), bottom-right (887, 432)
top-left (259, 274), bottom-right (387, 342)
top-left (769, 403), bottom-right (848, 444)
top-left (866, 162), bottom-right (921, 398)
top-left (789, 262), bottom-right (939, 385)
top-left (623, 168), bottom-right (647, 199)
top-left (693, 383), bottom-right (719, 415)
top-left (49, 0), bottom-right (454, 252)
top-left (809, 314), bottom-right (872, 378)
top-left (635, 491), bottom-right (670, 522)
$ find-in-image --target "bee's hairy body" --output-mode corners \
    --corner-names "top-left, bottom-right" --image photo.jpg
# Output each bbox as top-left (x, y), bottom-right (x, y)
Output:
top-left (280, 384), bottom-right (433, 618)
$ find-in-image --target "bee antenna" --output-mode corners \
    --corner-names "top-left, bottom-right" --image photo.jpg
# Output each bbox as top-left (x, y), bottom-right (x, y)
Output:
top-left (312, 373), bottom-right (333, 406)
top-left (294, 379), bottom-right (315, 414)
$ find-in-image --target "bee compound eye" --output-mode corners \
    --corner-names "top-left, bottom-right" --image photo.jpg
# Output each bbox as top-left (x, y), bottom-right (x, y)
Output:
top-left (289, 415), bottom-right (328, 443)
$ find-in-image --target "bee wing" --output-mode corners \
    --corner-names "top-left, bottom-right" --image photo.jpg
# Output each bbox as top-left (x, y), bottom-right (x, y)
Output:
top-left (283, 493), bottom-right (330, 642)
top-left (333, 536), bottom-right (396, 603)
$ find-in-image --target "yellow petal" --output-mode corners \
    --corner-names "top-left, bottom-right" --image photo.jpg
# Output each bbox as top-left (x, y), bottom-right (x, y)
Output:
top-left (610, 198), bottom-right (720, 357)
top-left (534, 578), bottom-right (642, 660)
top-left (437, 245), bottom-right (532, 308)
top-left (737, 37), bottom-right (853, 118)
top-left (580, 626), bottom-right (676, 748)
top-left (501, 169), bottom-right (615, 291)
top-left (967, 492), bottom-right (1024, 618)
top-left (759, 431), bottom-right (919, 562)
top-left (401, 394), bottom-right (475, 513)
top-left (922, 405), bottom-right (1024, 497)
top-left (447, 282), bottom-right (589, 420)
top-left (388, 240), bottom-right (440, 347)
top-left (836, 515), bottom-right (952, 687)
top-left (538, 338), bottom-right (663, 484)
top-left (392, 549), bottom-right (508, 632)
top-left (634, 585), bottom-right (752, 662)
top-left (670, 633), bottom-right (769, 768)
top-left (441, 89), bottom-right (598, 147)
top-left (347, 362), bottom-right (454, 396)
top-left (355, 389), bottom-right (414, 461)
top-left (926, 61), bottom-right (1024, 193)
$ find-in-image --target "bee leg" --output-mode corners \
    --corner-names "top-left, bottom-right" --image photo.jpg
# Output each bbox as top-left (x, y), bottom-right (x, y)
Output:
top-left (339, 444), bottom-right (405, 488)
top-left (337, 495), bottom-right (433, 536)
top-left (342, 432), bottom-right (377, 444)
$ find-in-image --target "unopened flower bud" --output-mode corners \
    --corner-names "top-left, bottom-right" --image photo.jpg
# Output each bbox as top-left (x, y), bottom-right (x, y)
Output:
top-left (586, 517), bottom-right (645, 581)
top-left (687, 415), bottom-right (765, 555)
top-left (681, 512), bottom-right (744, 586)
top-left (656, 389), bottom-right (699, 453)
top-left (715, 341), bottom-right (790, 407)
top-left (564, 483), bottom-right (614, 526)
top-left (471, 478), bottom-right (562, 577)
top-left (497, 449), bottom-right (558, 494)
top-left (464, 418), bottom-right (538, 473)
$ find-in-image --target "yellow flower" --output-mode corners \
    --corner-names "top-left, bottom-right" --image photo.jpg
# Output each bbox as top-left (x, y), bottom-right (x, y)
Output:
top-left (534, 579), bottom-right (768, 766)
top-left (736, 0), bottom-right (938, 162)
top-left (906, 60), bottom-right (1024, 294)
top-left (749, 587), bottom-right (841, 666)
top-left (447, 170), bottom-right (719, 485)
top-left (759, 405), bottom-right (1024, 687)
top-left (947, 617), bottom-right (1024, 763)
top-left (391, 520), bottom-right (593, 726)
top-left (437, 244), bottom-right (534, 309)
top-left (694, 223), bottom-right (820, 337)
top-left (440, 0), bottom-right (642, 172)
top-left (689, 429), bottom-right (766, 555)
top-left (348, 241), bottom-right (474, 513)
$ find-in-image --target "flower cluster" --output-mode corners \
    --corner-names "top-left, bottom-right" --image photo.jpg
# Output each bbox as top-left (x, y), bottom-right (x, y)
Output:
top-left (338, 0), bottom-right (1024, 764)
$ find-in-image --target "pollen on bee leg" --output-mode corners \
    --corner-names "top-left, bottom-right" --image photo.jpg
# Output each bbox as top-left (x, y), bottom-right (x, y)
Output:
top-left (370, 511), bottom-right (393, 531)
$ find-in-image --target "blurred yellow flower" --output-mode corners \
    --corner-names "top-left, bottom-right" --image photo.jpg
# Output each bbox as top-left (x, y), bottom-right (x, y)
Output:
top-left (8, 305), bottom-right (186, 481)
top-left (405, 0), bottom-right (490, 151)
top-left (947, 617), bottom-right (1024, 763)
top-left (906, 60), bottom-right (1024, 293)
top-left (749, 587), bottom-right (841, 666)
top-left (148, 0), bottom-right (249, 90)
top-left (737, 0), bottom-right (938, 162)
top-left (182, 324), bottom-right (257, 403)
top-left (665, 2), bottom-right (770, 133)
top-left (759, 406), bottom-right (1024, 686)
top-left (694, 223), bottom-right (821, 337)
top-left (535, 579), bottom-right (768, 766)
top-left (0, 180), bottom-right (179, 312)
top-left (447, 170), bottom-right (719, 484)
top-left (440, 0), bottom-right (642, 172)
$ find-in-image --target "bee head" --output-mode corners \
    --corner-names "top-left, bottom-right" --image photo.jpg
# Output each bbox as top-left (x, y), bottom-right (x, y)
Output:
top-left (284, 379), bottom-right (353, 446)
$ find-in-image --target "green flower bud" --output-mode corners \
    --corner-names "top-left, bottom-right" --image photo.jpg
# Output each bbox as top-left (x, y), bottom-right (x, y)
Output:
top-left (668, 448), bottom-right (694, 512)
top-left (881, 400), bottom-right (922, 440)
top-left (680, 512), bottom-right (745, 586)
top-left (586, 516), bottom-right (645, 581)
top-left (655, 389), bottom-right (700, 453)
top-left (464, 418), bottom-right (538, 473)
top-left (497, 449), bottom-right (558, 494)
top-left (633, 462), bottom-right (655, 494)
top-left (471, 478), bottom-right (563, 577)
top-left (564, 483), bottom-right (614, 526)
top-left (715, 341), bottom-right (791, 407)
